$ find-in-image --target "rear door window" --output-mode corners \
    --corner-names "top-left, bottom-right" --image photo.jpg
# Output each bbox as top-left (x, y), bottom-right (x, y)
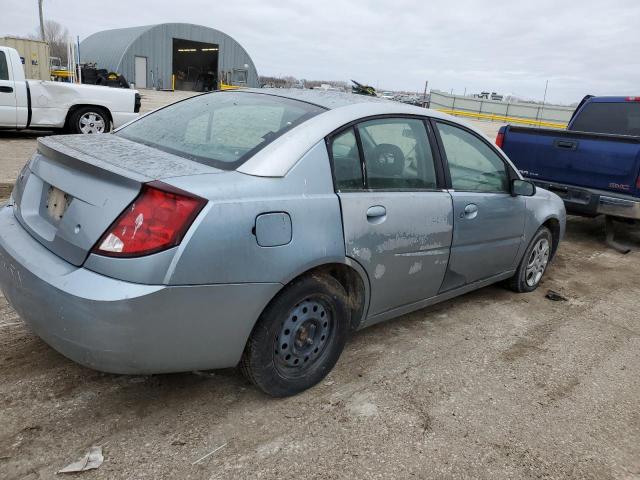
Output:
top-left (357, 118), bottom-right (438, 190)
top-left (571, 102), bottom-right (640, 136)
top-left (329, 128), bottom-right (363, 190)
top-left (0, 51), bottom-right (9, 80)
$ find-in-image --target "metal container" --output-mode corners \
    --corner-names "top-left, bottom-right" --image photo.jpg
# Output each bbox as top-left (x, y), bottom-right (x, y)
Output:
top-left (0, 37), bottom-right (51, 81)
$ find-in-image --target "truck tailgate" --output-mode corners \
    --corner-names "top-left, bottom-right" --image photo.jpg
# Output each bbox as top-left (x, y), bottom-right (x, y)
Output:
top-left (502, 127), bottom-right (640, 196)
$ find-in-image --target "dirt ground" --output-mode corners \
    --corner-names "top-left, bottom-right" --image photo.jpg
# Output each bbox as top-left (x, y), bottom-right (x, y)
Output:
top-left (0, 91), bottom-right (639, 480)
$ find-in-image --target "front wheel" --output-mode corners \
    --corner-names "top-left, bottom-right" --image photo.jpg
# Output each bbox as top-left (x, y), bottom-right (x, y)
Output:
top-left (68, 107), bottom-right (110, 134)
top-left (240, 274), bottom-right (350, 397)
top-left (508, 226), bottom-right (553, 293)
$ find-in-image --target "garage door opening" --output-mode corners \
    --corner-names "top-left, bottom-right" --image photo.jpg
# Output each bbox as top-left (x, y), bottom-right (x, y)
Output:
top-left (172, 38), bottom-right (219, 91)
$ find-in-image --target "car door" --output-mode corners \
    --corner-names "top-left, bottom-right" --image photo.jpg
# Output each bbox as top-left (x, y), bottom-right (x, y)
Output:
top-left (328, 117), bottom-right (453, 317)
top-left (433, 120), bottom-right (525, 292)
top-left (0, 50), bottom-right (17, 127)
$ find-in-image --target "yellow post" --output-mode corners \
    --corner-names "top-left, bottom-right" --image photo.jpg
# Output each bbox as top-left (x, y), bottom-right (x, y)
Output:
top-left (172, 74), bottom-right (175, 91)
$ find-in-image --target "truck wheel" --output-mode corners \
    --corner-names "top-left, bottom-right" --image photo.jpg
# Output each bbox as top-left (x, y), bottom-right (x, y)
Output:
top-left (69, 107), bottom-right (110, 134)
top-left (240, 274), bottom-right (350, 397)
top-left (508, 226), bottom-right (553, 293)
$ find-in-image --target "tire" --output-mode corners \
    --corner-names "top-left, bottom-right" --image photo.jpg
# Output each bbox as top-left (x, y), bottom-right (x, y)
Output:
top-left (68, 107), bottom-right (110, 134)
top-left (240, 274), bottom-right (350, 397)
top-left (508, 226), bottom-right (553, 293)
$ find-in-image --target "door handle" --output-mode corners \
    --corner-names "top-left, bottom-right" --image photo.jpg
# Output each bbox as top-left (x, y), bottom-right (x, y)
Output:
top-left (366, 205), bottom-right (387, 224)
top-left (0, 86), bottom-right (13, 93)
top-left (554, 139), bottom-right (578, 150)
top-left (462, 203), bottom-right (478, 219)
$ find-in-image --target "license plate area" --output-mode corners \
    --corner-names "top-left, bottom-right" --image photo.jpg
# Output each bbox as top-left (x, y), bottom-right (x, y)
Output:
top-left (46, 186), bottom-right (70, 222)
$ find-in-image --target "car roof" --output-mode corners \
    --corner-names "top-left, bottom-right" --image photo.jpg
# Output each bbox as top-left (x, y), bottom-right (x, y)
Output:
top-left (235, 89), bottom-right (494, 178)
top-left (244, 88), bottom-right (396, 109)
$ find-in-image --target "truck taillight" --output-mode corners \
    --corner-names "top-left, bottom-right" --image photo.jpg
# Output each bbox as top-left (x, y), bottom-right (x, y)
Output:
top-left (625, 96), bottom-right (640, 102)
top-left (93, 181), bottom-right (206, 258)
top-left (495, 131), bottom-right (505, 148)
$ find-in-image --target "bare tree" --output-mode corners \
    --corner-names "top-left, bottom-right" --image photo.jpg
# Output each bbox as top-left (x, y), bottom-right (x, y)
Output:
top-left (30, 19), bottom-right (70, 63)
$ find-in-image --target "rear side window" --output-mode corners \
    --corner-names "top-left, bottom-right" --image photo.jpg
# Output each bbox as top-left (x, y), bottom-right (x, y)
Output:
top-left (329, 128), bottom-right (363, 190)
top-left (117, 92), bottom-right (325, 170)
top-left (358, 118), bottom-right (437, 190)
top-left (0, 52), bottom-right (8, 80)
top-left (571, 102), bottom-right (640, 136)
top-left (436, 122), bottom-right (509, 193)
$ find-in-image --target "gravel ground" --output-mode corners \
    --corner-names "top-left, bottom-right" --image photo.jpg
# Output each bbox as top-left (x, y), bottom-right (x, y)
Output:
top-left (0, 91), bottom-right (638, 479)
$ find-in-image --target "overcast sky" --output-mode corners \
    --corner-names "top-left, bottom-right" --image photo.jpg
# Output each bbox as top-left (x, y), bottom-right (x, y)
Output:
top-left (2, 0), bottom-right (639, 104)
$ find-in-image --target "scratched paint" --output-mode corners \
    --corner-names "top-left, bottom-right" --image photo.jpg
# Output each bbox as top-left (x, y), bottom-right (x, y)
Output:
top-left (376, 234), bottom-right (418, 254)
top-left (352, 246), bottom-right (372, 262)
top-left (374, 264), bottom-right (386, 279)
top-left (408, 261), bottom-right (422, 275)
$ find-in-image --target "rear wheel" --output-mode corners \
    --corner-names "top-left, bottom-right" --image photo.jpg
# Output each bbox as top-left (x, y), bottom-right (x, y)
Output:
top-left (508, 226), bottom-right (553, 293)
top-left (69, 107), bottom-right (110, 134)
top-left (240, 274), bottom-right (350, 397)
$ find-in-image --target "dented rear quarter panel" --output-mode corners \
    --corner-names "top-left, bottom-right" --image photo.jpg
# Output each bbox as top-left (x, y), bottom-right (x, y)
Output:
top-left (27, 80), bottom-right (138, 128)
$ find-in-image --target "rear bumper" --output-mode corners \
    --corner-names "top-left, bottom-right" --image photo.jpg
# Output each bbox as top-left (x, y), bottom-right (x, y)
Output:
top-left (0, 204), bottom-right (281, 374)
top-left (531, 180), bottom-right (640, 220)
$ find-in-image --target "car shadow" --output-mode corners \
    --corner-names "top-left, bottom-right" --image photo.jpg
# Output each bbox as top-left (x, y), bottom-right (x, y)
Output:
top-left (0, 130), bottom-right (53, 139)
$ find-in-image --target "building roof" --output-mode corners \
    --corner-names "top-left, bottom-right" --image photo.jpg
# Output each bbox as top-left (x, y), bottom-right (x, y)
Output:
top-left (80, 25), bottom-right (155, 70)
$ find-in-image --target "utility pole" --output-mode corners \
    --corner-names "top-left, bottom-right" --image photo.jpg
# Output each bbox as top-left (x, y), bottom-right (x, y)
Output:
top-left (38, 0), bottom-right (45, 41)
top-left (422, 80), bottom-right (428, 107)
top-left (538, 80), bottom-right (549, 124)
top-left (542, 80), bottom-right (549, 107)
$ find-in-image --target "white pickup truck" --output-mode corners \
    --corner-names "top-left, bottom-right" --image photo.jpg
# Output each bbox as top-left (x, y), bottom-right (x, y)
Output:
top-left (0, 46), bottom-right (140, 134)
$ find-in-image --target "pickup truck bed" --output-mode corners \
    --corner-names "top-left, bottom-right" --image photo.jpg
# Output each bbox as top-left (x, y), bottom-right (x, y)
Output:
top-left (1, 46), bottom-right (139, 133)
top-left (500, 125), bottom-right (640, 218)
top-left (499, 96), bottom-right (640, 221)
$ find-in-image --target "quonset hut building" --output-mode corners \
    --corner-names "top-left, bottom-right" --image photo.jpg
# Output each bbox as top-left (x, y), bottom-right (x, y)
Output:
top-left (80, 23), bottom-right (258, 91)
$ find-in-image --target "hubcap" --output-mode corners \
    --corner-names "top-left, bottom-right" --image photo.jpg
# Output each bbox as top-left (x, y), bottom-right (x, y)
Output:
top-left (525, 238), bottom-right (550, 287)
top-left (274, 298), bottom-right (333, 375)
top-left (79, 112), bottom-right (106, 134)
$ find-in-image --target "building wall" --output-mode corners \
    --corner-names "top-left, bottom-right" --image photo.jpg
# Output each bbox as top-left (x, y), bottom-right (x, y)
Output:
top-left (0, 37), bottom-right (50, 81)
top-left (80, 23), bottom-right (258, 89)
top-left (429, 90), bottom-right (574, 125)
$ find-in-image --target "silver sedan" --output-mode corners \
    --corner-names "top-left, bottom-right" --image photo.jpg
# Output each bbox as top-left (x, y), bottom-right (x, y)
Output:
top-left (0, 90), bottom-right (566, 396)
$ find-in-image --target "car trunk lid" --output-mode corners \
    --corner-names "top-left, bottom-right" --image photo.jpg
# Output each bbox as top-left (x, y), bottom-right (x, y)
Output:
top-left (11, 134), bottom-right (220, 266)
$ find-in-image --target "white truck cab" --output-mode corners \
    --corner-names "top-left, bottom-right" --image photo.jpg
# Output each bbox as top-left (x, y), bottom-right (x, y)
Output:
top-left (0, 46), bottom-right (140, 133)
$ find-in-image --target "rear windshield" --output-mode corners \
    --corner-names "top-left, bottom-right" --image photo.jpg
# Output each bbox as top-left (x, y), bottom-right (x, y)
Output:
top-left (116, 91), bottom-right (325, 170)
top-left (571, 102), bottom-right (640, 136)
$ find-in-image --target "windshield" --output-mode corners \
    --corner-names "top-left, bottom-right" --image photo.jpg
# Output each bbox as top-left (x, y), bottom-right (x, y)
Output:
top-left (117, 91), bottom-right (326, 170)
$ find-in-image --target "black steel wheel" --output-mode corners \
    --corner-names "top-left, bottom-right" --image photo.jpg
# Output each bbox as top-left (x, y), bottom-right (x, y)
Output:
top-left (240, 274), bottom-right (350, 397)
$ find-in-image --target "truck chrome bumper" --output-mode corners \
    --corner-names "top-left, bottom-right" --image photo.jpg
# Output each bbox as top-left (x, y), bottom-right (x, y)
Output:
top-left (597, 196), bottom-right (640, 219)
top-left (531, 180), bottom-right (640, 220)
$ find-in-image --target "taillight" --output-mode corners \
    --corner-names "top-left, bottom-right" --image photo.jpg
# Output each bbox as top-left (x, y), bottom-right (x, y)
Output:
top-left (495, 131), bottom-right (505, 148)
top-left (93, 181), bottom-right (206, 257)
top-left (626, 96), bottom-right (640, 102)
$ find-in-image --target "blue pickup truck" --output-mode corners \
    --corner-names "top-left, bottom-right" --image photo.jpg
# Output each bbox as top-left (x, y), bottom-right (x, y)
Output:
top-left (497, 96), bottom-right (640, 250)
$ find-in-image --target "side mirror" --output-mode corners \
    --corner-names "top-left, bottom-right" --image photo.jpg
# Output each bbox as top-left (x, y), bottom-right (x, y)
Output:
top-left (511, 179), bottom-right (536, 197)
